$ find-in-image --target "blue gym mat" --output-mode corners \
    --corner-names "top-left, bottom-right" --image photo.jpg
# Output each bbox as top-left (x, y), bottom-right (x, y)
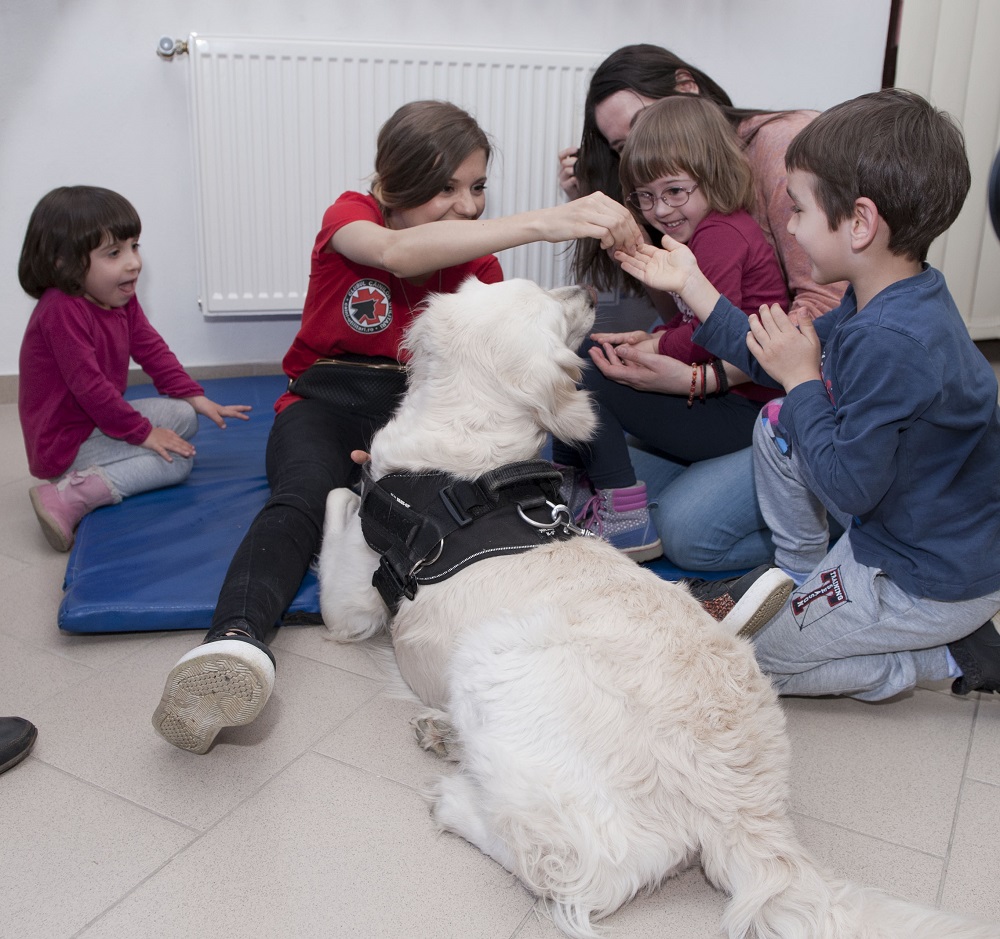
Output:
top-left (58, 375), bottom-right (734, 634)
top-left (59, 375), bottom-right (319, 633)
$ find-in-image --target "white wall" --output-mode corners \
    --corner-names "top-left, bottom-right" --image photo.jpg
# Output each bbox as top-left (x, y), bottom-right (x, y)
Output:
top-left (0, 0), bottom-right (891, 378)
top-left (894, 0), bottom-right (1000, 340)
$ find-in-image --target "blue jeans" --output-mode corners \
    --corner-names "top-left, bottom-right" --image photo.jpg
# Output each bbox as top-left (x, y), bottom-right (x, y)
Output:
top-left (628, 443), bottom-right (773, 572)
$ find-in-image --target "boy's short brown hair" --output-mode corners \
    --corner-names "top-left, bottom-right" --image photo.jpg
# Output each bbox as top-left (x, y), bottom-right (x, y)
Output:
top-left (785, 88), bottom-right (970, 261)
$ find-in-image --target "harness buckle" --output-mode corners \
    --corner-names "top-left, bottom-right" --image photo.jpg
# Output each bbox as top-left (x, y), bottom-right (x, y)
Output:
top-left (438, 481), bottom-right (486, 527)
top-left (373, 555), bottom-right (417, 613)
top-left (411, 539), bottom-right (444, 574)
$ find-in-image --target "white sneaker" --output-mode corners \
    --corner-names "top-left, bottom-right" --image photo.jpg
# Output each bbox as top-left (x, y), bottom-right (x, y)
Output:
top-left (152, 639), bottom-right (275, 754)
top-left (684, 566), bottom-right (793, 639)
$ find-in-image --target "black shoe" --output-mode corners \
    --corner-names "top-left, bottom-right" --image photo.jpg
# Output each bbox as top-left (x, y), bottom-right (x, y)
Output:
top-left (949, 616), bottom-right (1000, 695)
top-left (682, 565), bottom-right (793, 639)
top-left (0, 717), bottom-right (37, 775)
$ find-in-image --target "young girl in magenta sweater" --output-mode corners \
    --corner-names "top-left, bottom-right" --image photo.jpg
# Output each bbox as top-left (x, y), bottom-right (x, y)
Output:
top-left (18, 186), bottom-right (250, 551)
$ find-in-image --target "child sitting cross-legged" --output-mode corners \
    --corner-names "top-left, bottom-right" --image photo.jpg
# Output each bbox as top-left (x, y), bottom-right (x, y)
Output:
top-left (552, 94), bottom-right (789, 566)
top-left (18, 186), bottom-right (251, 551)
top-left (617, 89), bottom-right (1000, 700)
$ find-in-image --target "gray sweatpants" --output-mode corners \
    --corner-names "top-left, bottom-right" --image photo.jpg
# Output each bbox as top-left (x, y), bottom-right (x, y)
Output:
top-left (66, 397), bottom-right (198, 500)
top-left (751, 408), bottom-right (1000, 700)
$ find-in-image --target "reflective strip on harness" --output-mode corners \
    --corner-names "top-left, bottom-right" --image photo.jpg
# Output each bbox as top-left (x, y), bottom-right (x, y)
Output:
top-left (358, 461), bottom-right (579, 613)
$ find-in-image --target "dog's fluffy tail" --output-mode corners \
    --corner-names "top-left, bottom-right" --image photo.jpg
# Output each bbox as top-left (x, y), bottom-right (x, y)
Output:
top-left (709, 817), bottom-right (998, 939)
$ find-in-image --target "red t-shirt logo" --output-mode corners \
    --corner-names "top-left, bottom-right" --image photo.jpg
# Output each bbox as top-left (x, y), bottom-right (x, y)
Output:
top-left (343, 279), bottom-right (392, 334)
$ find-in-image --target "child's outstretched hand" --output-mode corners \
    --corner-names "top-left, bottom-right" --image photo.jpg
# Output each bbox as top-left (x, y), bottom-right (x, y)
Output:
top-left (185, 395), bottom-right (252, 429)
top-left (614, 236), bottom-right (721, 323)
top-left (141, 426), bottom-right (196, 463)
top-left (615, 236), bottom-right (697, 294)
top-left (746, 303), bottom-right (823, 390)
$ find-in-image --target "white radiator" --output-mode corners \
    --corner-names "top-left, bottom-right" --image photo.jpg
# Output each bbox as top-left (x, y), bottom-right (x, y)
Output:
top-left (187, 35), bottom-right (600, 316)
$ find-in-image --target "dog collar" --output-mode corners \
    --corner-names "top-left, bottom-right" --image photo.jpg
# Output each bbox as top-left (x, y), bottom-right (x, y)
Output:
top-left (359, 460), bottom-right (585, 614)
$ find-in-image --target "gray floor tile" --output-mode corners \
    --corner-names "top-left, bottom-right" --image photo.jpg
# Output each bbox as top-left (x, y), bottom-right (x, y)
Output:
top-left (0, 760), bottom-right (195, 938)
top-left (0, 630), bottom-right (96, 713)
top-left (793, 813), bottom-right (944, 904)
top-left (272, 620), bottom-right (391, 681)
top-left (77, 752), bottom-right (535, 939)
top-left (967, 699), bottom-right (1000, 787)
top-left (783, 691), bottom-right (976, 855)
top-left (26, 633), bottom-right (382, 830)
top-left (942, 778), bottom-right (1000, 922)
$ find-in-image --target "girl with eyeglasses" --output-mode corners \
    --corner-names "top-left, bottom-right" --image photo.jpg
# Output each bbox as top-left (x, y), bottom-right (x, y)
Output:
top-left (552, 95), bottom-right (788, 566)
top-left (560, 44), bottom-right (845, 323)
top-left (553, 46), bottom-right (847, 576)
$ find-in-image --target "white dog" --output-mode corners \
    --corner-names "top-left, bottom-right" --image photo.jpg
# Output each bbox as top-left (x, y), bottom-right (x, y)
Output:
top-left (317, 277), bottom-right (996, 939)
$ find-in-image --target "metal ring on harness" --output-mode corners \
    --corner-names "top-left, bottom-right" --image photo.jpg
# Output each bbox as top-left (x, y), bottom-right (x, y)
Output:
top-left (517, 501), bottom-right (568, 530)
top-left (411, 538), bottom-right (444, 574)
top-left (516, 500), bottom-right (595, 537)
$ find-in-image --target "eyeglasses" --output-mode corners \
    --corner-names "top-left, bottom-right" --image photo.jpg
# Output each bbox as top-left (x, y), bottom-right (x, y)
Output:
top-left (626, 183), bottom-right (699, 211)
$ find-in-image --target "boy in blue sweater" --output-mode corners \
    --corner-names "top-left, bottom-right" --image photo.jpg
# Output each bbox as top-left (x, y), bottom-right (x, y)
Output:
top-left (616, 89), bottom-right (1000, 700)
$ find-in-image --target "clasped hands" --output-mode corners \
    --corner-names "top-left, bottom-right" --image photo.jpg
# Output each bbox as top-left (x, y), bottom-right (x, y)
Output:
top-left (589, 332), bottom-right (696, 394)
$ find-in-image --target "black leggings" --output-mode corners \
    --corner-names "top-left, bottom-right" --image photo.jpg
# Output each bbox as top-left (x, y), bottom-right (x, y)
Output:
top-left (206, 397), bottom-right (391, 643)
top-left (551, 359), bottom-right (763, 490)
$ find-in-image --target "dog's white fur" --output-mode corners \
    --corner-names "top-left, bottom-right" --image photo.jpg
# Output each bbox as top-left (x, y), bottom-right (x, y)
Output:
top-left (317, 277), bottom-right (996, 939)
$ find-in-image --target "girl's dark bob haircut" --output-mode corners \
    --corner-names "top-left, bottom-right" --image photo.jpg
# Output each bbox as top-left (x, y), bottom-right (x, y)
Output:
top-left (19, 186), bottom-right (141, 299)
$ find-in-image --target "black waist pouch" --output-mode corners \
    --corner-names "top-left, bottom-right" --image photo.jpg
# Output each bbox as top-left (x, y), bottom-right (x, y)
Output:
top-left (288, 355), bottom-right (408, 418)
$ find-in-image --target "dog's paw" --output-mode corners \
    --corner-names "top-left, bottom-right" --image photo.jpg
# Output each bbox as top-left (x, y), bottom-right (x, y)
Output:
top-left (412, 710), bottom-right (459, 760)
top-left (318, 486), bottom-right (390, 641)
top-left (323, 615), bottom-right (388, 643)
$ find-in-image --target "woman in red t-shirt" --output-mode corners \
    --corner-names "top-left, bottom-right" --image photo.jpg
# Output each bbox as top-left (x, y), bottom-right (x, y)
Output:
top-left (153, 99), bottom-right (644, 754)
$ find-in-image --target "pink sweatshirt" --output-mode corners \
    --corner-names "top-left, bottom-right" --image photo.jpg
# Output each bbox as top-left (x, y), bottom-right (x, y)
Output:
top-left (739, 111), bottom-right (848, 320)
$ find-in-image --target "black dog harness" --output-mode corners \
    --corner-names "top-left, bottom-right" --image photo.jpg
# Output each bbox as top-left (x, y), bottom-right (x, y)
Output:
top-left (359, 460), bottom-right (587, 613)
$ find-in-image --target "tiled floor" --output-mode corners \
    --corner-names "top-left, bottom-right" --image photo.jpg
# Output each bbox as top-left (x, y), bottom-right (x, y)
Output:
top-left (1, 396), bottom-right (999, 939)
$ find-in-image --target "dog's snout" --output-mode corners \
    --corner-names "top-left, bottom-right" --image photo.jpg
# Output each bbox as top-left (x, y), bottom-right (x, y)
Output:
top-left (552, 284), bottom-right (597, 308)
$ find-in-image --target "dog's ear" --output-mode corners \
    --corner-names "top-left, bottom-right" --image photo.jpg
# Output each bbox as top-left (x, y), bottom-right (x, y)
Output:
top-left (529, 347), bottom-right (597, 443)
top-left (400, 281), bottom-right (471, 369)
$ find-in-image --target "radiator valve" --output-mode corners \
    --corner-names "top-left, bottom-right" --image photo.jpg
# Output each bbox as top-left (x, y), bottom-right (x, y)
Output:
top-left (157, 36), bottom-right (188, 59)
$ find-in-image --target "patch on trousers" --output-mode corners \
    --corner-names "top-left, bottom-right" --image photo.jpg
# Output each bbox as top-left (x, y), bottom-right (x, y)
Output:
top-left (760, 400), bottom-right (791, 456)
top-left (790, 566), bottom-right (850, 630)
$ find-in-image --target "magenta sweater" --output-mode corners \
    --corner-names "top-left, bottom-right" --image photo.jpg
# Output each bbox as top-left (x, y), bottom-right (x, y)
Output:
top-left (18, 289), bottom-right (203, 478)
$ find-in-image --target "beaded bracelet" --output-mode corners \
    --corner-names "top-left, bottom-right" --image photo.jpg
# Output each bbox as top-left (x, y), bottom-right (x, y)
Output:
top-left (686, 362), bottom-right (699, 408)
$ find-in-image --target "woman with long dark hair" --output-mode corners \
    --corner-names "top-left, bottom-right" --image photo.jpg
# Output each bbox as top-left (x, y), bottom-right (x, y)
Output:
top-left (555, 46), bottom-right (846, 574)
